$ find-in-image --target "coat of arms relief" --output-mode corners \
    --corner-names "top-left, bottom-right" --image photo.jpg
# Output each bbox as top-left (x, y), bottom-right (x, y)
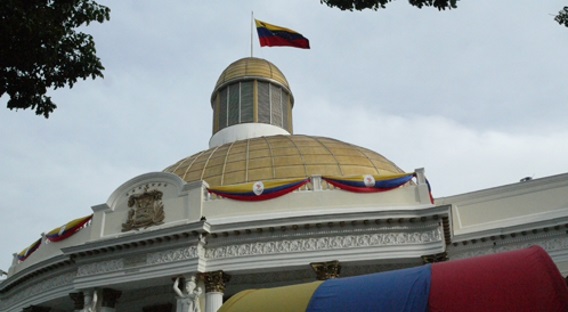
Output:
top-left (122, 188), bottom-right (165, 231)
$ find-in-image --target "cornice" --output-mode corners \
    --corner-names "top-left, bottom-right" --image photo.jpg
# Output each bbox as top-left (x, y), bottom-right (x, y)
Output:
top-left (63, 220), bottom-right (209, 258)
top-left (0, 253), bottom-right (73, 293)
top-left (437, 172), bottom-right (568, 205)
top-left (208, 205), bottom-right (450, 237)
top-left (451, 216), bottom-right (568, 243)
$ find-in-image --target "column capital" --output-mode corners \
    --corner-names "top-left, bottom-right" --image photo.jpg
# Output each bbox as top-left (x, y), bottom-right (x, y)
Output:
top-left (200, 270), bottom-right (231, 293)
top-left (310, 260), bottom-right (341, 280)
top-left (421, 252), bottom-right (448, 264)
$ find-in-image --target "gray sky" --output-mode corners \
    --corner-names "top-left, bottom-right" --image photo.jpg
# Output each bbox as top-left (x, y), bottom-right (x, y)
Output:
top-left (1, 0), bottom-right (568, 272)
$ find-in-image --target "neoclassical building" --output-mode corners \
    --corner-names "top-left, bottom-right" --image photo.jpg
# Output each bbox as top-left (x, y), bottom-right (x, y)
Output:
top-left (1, 57), bottom-right (568, 312)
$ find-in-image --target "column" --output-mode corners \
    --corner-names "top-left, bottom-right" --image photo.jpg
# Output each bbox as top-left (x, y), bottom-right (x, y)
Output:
top-left (310, 260), bottom-right (341, 280)
top-left (201, 271), bottom-right (231, 312)
top-left (100, 288), bottom-right (122, 312)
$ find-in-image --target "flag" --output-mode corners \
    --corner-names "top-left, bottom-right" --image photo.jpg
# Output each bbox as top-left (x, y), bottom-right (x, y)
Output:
top-left (255, 19), bottom-right (310, 49)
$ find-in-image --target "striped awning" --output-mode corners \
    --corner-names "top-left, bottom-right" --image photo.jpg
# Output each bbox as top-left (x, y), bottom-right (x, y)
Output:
top-left (219, 246), bottom-right (568, 312)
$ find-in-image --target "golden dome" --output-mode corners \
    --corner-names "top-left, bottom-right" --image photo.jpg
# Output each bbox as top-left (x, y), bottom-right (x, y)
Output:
top-left (213, 57), bottom-right (291, 97)
top-left (164, 135), bottom-right (404, 187)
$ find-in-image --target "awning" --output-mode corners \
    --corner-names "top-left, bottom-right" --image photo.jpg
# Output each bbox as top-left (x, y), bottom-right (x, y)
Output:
top-left (219, 246), bottom-right (568, 312)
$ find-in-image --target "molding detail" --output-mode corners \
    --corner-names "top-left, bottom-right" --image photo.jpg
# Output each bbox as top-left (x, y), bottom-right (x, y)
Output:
top-left (77, 259), bottom-right (124, 277)
top-left (451, 235), bottom-right (568, 260)
top-left (146, 246), bottom-right (199, 265)
top-left (206, 229), bottom-right (442, 259)
top-left (0, 272), bottom-right (75, 309)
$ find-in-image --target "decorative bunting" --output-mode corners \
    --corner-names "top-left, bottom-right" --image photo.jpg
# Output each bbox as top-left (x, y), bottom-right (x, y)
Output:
top-left (46, 214), bottom-right (93, 242)
top-left (425, 178), bottom-right (435, 204)
top-left (208, 178), bottom-right (310, 201)
top-left (322, 173), bottom-right (415, 193)
top-left (17, 238), bottom-right (41, 262)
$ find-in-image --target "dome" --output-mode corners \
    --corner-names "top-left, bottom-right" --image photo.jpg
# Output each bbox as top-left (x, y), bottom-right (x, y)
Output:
top-left (212, 57), bottom-right (292, 98)
top-left (164, 135), bottom-right (404, 187)
top-left (210, 57), bottom-right (295, 146)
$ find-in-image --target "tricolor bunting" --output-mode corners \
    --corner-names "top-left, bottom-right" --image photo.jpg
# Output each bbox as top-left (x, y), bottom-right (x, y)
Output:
top-left (208, 178), bottom-right (310, 201)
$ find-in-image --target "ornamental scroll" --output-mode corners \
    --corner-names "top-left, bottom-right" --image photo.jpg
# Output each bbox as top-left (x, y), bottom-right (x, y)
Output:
top-left (122, 188), bottom-right (165, 231)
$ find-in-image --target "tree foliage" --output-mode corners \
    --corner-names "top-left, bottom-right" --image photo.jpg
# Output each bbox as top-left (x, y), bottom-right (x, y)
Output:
top-left (555, 7), bottom-right (568, 28)
top-left (0, 0), bottom-right (110, 118)
top-left (320, 0), bottom-right (458, 11)
top-left (320, 0), bottom-right (568, 28)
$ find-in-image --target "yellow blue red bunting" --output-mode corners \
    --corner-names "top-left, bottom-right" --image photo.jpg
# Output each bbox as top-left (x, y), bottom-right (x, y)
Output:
top-left (17, 238), bottom-right (41, 261)
top-left (208, 178), bottom-right (310, 201)
top-left (46, 214), bottom-right (93, 242)
top-left (322, 173), bottom-right (415, 193)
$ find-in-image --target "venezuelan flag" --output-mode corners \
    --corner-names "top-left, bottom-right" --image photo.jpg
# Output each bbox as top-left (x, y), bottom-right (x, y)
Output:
top-left (255, 19), bottom-right (310, 49)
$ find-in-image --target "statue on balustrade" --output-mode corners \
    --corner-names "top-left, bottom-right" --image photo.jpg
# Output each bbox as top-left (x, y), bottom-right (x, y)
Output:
top-left (173, 276), bottom-right (202, 312)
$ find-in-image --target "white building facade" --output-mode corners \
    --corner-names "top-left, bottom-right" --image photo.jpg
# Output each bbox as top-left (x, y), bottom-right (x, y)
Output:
top-left (1, 58), bottom-right (567, 312)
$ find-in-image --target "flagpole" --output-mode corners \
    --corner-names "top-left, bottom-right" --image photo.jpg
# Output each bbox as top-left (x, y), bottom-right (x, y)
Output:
top-left (251, 11), bottom-right (254, 57)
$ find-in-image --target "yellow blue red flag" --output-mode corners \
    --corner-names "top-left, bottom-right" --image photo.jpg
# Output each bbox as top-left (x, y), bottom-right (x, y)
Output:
top-left (255, 19), bottom-right (310, 49)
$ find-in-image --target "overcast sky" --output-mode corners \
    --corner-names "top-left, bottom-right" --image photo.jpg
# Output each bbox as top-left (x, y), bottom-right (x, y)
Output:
top-left (1, 0), bottom-right (568, 272)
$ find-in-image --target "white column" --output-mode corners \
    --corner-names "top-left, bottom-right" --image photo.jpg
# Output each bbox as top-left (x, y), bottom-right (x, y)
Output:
top-left (205, 292), bottom-right (224, 312)
top-left (202, 271), bottom-right (231, 312)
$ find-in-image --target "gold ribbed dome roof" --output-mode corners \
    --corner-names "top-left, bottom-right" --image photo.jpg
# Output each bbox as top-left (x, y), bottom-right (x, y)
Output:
top-left (164, 135), bottom-right (404, 187)
top-left (213, 57), bottom-right (291, 96)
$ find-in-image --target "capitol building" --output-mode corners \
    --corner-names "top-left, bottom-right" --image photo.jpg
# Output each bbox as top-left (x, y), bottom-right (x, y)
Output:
top-left (1, 57), bottom-right (568, 312)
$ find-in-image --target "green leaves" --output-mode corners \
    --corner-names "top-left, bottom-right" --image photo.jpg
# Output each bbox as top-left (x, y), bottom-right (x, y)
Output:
top-left (319, 0), bottom-right (459, 11)
top-left (555, 7), bottom-right (568, 28)
top-left (0, 0), bottom-right (110, 118)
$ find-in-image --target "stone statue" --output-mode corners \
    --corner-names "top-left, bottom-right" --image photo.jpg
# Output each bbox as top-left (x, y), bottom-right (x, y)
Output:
top-left (173, 276), bottom-right (202, 312)
top-left (83, 290), bottom-right (97, 312)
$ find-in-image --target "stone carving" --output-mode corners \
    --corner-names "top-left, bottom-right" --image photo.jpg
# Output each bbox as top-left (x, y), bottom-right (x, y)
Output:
top-left (173, 276), bottom-right (202, 312)
top-left (122, 188), bottom-right (165, 231)
top-left (421, 252), bottom-right (448, 263)
top-left (77, 259), bottom-right (124, 277)
top-left (201, 270), bottom-right (231, 293)
top-left (206, 228), bottom-right (442, 259)
top-left (310, 260), bottom-right (341, 280)
top-left (147, 246), bottom-right (198, 265)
